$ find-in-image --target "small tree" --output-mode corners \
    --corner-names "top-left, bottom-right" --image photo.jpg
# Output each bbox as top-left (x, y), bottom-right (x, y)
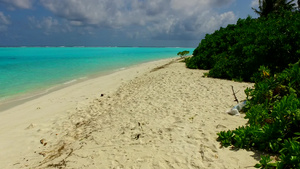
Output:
top-left (177, 50), bottom-right (190, 58)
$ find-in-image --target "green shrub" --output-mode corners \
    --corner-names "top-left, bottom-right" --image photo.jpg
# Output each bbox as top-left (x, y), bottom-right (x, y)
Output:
top-left (217, 62), bottom-right (300, 168)
top-left (177, 50), bottom-right (190, 58)
top-left (187, 10), bottom-right (300, 82)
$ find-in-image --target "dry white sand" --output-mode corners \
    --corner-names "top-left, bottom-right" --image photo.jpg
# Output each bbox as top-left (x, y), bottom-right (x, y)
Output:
top-left (0, 58), bottom-right (259, 169)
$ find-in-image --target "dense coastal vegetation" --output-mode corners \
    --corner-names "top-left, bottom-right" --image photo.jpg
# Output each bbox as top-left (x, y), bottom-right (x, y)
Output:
top-left (218, 63), bottom-right (300, 168)
top-left (186, 0), bottom-right (300, 168)
top-left (186, 10), bottom-right (300, 82)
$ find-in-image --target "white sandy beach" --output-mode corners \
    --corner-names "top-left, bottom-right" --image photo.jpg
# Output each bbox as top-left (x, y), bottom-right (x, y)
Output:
top-left (0, 58), bottom-right (259, 169)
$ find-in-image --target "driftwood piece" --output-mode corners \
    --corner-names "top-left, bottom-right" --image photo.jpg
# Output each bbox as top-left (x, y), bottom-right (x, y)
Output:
top-left (231, 85), bottom-right (239, 103)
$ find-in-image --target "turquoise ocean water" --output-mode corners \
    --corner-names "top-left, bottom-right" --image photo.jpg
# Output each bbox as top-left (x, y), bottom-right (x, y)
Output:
top-left (0, 47), bottom-right (193, 101)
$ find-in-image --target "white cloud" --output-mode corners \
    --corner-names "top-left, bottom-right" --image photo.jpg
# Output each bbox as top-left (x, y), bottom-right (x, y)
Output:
top-left (295, 0), bottom-right (299, 8)
top-left (200, 11), bottom-right (236, 33)
top-left (0, 12), bottom-right (10, 31)
top-left (251, 0), bottom-right (259, 8)
top-left (38, 0), bottom-right (237, 39)
top-left (0, 0), bottom-right (34, 9)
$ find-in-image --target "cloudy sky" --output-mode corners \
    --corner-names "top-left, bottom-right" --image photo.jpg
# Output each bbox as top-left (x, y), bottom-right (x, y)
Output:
top-left (0, 0), bottom-right (259, 47)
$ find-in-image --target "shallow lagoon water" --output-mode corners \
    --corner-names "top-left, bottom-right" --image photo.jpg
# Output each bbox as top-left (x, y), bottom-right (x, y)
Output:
top-left (0, 47), bottom-right (193, 100)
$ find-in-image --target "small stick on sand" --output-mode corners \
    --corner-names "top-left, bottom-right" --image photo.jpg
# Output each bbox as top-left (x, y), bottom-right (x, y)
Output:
top-left (231, 85), bottom-right (239, 103)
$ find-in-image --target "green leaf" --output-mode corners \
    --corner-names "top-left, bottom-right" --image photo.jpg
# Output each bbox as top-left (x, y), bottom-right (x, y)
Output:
top-left (294, 132), bottom-right (300, 136)
top-left (254, 163), bottom-right (261, 168)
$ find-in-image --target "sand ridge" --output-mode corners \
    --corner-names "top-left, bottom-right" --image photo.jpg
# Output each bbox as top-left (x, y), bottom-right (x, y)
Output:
top-left (1, 59), bottom-right (259, 168)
